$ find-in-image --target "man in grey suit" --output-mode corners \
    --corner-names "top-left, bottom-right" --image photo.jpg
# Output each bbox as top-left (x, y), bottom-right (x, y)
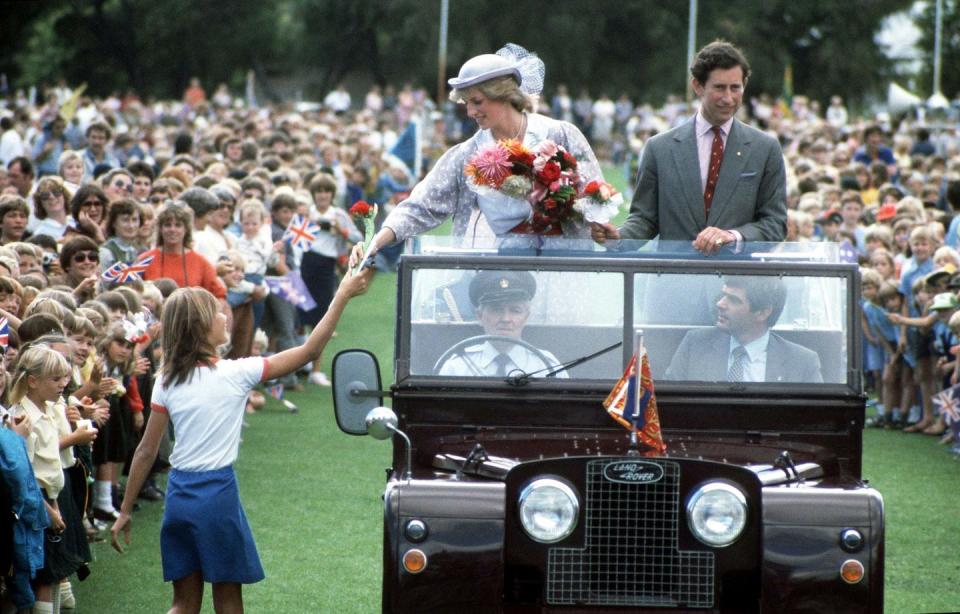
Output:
top-left (592, 41), bottom-right (786, 254)
top-left (664, 276), bottom-right (823, 383)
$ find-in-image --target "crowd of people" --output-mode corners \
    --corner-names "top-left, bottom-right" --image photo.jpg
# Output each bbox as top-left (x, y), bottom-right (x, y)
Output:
top-left (0, 44), bottom-right (959, 611)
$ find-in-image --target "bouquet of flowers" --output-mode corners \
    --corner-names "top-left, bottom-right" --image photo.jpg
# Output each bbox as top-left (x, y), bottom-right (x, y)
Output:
top-left (573, 179), bottom-right (624, 224)
top-left (465, 139), bottom-right (620, 234)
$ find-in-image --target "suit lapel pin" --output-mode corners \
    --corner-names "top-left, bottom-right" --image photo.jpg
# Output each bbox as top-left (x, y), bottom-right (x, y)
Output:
top-left (737, 151), bottom-right (742, 156)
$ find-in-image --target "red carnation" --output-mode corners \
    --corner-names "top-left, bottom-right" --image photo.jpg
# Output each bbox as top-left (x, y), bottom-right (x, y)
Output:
top-left (349, 201), bottom-right (373, 217)
top-left (584, 180), bottom-right (600, 195)
top-left (539, 161), bottom-right (561, 183)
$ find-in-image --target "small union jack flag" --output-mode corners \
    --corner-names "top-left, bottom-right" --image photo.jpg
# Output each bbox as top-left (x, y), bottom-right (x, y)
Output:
top-left (282, 214), bottom-right (321, 250)
top-left (266, 382), bottom-right (284, 400)
top-left (0, 317), bottom-right (8, 349)
top-left (102, 254), bottom-right (155, 284)
top-left (933, 383), bottom-right (960, 425)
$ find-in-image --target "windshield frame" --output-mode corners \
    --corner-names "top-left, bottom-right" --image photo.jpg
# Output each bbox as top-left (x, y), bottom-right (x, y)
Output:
top-left (397, 254), bottom-right (861, 398)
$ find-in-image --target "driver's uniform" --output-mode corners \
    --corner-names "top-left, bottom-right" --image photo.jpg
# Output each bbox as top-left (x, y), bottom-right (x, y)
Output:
top-left (439, 341), bottom-right (568, 378)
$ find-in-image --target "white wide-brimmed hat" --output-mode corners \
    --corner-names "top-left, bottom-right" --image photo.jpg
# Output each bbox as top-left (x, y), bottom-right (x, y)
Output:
top-left (447, 43), bottom-right (545, 95)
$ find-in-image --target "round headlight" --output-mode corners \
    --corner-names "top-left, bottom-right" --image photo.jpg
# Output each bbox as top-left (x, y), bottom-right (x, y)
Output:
top-left (686, 482), bottom-right (748, 547)
top-left (518, 478), bottom-right (579, 543)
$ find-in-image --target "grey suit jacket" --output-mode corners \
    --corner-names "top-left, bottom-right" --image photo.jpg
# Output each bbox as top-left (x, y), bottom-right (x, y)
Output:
top-left (620, 116), bottom-right (787, 243)
top-left (664, 327), bottom-right (823, 383)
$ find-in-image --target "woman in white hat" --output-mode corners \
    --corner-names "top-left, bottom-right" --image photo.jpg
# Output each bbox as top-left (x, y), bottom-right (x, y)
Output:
top-left (353, 44), bottom-right (605, 261)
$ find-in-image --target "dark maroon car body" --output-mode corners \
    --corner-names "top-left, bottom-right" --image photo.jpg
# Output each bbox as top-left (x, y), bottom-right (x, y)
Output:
top-left (333, 243), bottom-right (883, 613)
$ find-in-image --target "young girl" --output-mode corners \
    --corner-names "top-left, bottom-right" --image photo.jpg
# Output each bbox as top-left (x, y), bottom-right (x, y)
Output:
top-left (11, 345), bottom-right (97, 613)
top-left (301, 175), bottom-right (362, 386)
top-left (91, 321), bottom-right (144, 520)
top-left (111, 268), bottom-right (372, 613)
top-left (99, 198), bottom-right (143, 271)
top-left (860, 268), bottom-right (885, 416)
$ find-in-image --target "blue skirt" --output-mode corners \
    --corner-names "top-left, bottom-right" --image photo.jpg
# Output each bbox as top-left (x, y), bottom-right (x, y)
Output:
top-left (160, 466), bottom-right (264, 584)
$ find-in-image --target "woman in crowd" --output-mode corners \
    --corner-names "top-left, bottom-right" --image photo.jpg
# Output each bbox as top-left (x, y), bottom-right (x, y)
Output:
top-left (67, 184), bottom-right (108, 243)
top-left (30, 176), bottom-right (73, 241)
top-left (140, 203), bottom-right (227, 308)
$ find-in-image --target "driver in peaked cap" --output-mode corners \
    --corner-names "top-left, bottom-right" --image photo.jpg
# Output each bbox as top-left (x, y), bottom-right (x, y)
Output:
top-left (438, 270), bottom-right (567, 378)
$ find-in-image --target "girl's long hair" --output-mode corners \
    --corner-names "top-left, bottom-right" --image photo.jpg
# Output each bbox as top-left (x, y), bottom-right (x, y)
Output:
top-left (9, 345), bottom-right (70, 405)
top-left (160, 287), bottom-right (219, 387)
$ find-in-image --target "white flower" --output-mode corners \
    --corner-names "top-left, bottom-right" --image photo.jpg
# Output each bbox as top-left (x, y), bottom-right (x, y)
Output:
top-left (501, 175), bottom-right (533, 199)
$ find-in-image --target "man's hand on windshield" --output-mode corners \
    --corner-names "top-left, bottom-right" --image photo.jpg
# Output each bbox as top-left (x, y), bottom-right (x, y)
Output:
top-left (693, 227), bottom-right (735, 255)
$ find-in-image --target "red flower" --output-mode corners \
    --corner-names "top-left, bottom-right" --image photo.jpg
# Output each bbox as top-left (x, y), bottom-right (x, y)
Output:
top-left (349, 201), bottom-right (373, 217)
top-left (515, 151), bottom-right (535, 167)
top-left (539, 161), bottom-right (561, 183)
top-left (543, 198), bottom-right (557, 210)
top-left (563, 151), bottom-right (578, 168)
top-left (584, 180), bottom-right (600, 195)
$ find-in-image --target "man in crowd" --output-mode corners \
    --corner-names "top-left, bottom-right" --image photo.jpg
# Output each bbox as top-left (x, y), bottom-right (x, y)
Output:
top-left (81, 121), bottom-right (119, 179)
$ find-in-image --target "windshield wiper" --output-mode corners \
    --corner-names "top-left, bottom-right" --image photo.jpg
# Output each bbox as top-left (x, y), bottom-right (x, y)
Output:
top-left (506, 342), bottom-right (622, 386)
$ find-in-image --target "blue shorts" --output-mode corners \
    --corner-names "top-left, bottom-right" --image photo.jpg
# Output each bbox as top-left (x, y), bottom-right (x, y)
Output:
top-left (160, 466), bottom-right (264, 584)
top-left (864, 340), bottom-right (885, 371)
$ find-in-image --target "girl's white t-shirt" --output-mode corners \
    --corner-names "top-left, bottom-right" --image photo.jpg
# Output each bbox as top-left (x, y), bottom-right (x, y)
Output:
top-left (152, 357), bottom-right (268, 472)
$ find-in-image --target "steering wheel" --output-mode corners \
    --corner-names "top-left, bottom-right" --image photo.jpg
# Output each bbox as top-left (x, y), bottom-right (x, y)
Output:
top-left (432, 334), bottom-right (554, 376)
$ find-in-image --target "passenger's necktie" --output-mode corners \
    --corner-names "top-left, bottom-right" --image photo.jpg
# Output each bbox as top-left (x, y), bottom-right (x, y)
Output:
top-left (728, 346), bottom-right (748, 382)
top-left (493, 353), bottom-right (512, 377)
top-left (704, 126), bottom-right (724, 217)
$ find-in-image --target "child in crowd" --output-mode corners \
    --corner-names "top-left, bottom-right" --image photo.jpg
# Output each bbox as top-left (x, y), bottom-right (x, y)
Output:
top-left (876, 282), bottom-right (906, 426)
top-left (869, 248), bottom-right (897, 282)
top-left (896, 227), bottom-right (937, 429)
top-left (235, 200), bottom-right (274, 328)
top-left (111, 268), bottom-right (372, 614)
top-left (861, 269), bottom-right (886, 414)
top-left (90, 321), bottom-right (144, 521)
top-left (99, 198), bottom-right (143, 271)
top-left (10, 345), bottom-right (96, 614)
top-left (217, 251), bottom-right (267, 358)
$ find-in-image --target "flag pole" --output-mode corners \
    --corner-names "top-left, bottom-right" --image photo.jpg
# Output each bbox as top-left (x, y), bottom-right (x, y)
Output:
top-left (627, 329), bottom-right (644, 456)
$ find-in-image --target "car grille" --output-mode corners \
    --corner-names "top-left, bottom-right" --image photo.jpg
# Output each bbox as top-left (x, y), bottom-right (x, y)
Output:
top-left (546, 459), bottom-right (715, 608)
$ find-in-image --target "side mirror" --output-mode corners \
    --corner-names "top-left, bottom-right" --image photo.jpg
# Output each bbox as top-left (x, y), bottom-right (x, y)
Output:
top-left (332, 349), bottom-right (384, 435)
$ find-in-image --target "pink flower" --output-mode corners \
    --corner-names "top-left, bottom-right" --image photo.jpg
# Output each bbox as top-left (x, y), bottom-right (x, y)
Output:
top-left (469, 145), bottom-right (513, 187)
top-left (537, 140), bottom-right (559, 158)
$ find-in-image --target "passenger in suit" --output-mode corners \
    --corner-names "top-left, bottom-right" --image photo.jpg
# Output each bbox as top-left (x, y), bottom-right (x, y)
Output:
top-left (664, 276), bottom-right (823, 383)
top-left (592, 41), bottom-right (786, 254)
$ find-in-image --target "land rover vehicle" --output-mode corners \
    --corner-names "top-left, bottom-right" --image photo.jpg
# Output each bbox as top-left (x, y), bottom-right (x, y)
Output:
top-left (333, 239), bottom-right (883, 613)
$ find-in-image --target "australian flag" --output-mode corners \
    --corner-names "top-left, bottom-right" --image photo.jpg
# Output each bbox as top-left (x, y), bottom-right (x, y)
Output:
top-left (603, 350), bottom-right (666, 456)
top-left (264, 271), bottom-right (318, 311)
top-left (102, 254), bottom-right (154, 284)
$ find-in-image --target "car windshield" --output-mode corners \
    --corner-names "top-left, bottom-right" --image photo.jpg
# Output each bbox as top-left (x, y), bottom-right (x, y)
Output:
top-left (403, 240), bottom-right (853, 389)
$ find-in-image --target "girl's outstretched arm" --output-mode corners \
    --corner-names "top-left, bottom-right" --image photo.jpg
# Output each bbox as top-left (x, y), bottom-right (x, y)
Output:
top-left (267, 268), bottom-right (373, 380)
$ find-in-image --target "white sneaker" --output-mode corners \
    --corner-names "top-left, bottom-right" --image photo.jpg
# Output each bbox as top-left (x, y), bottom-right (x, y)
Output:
top-left (308, 372), bottom-right (331, 386)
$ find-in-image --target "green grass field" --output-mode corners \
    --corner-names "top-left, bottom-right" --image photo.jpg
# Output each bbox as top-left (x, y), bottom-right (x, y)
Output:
top-left (74, 166), bottom-right (960, 612)
top-left (72, 269), bottom-right (960, 613)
